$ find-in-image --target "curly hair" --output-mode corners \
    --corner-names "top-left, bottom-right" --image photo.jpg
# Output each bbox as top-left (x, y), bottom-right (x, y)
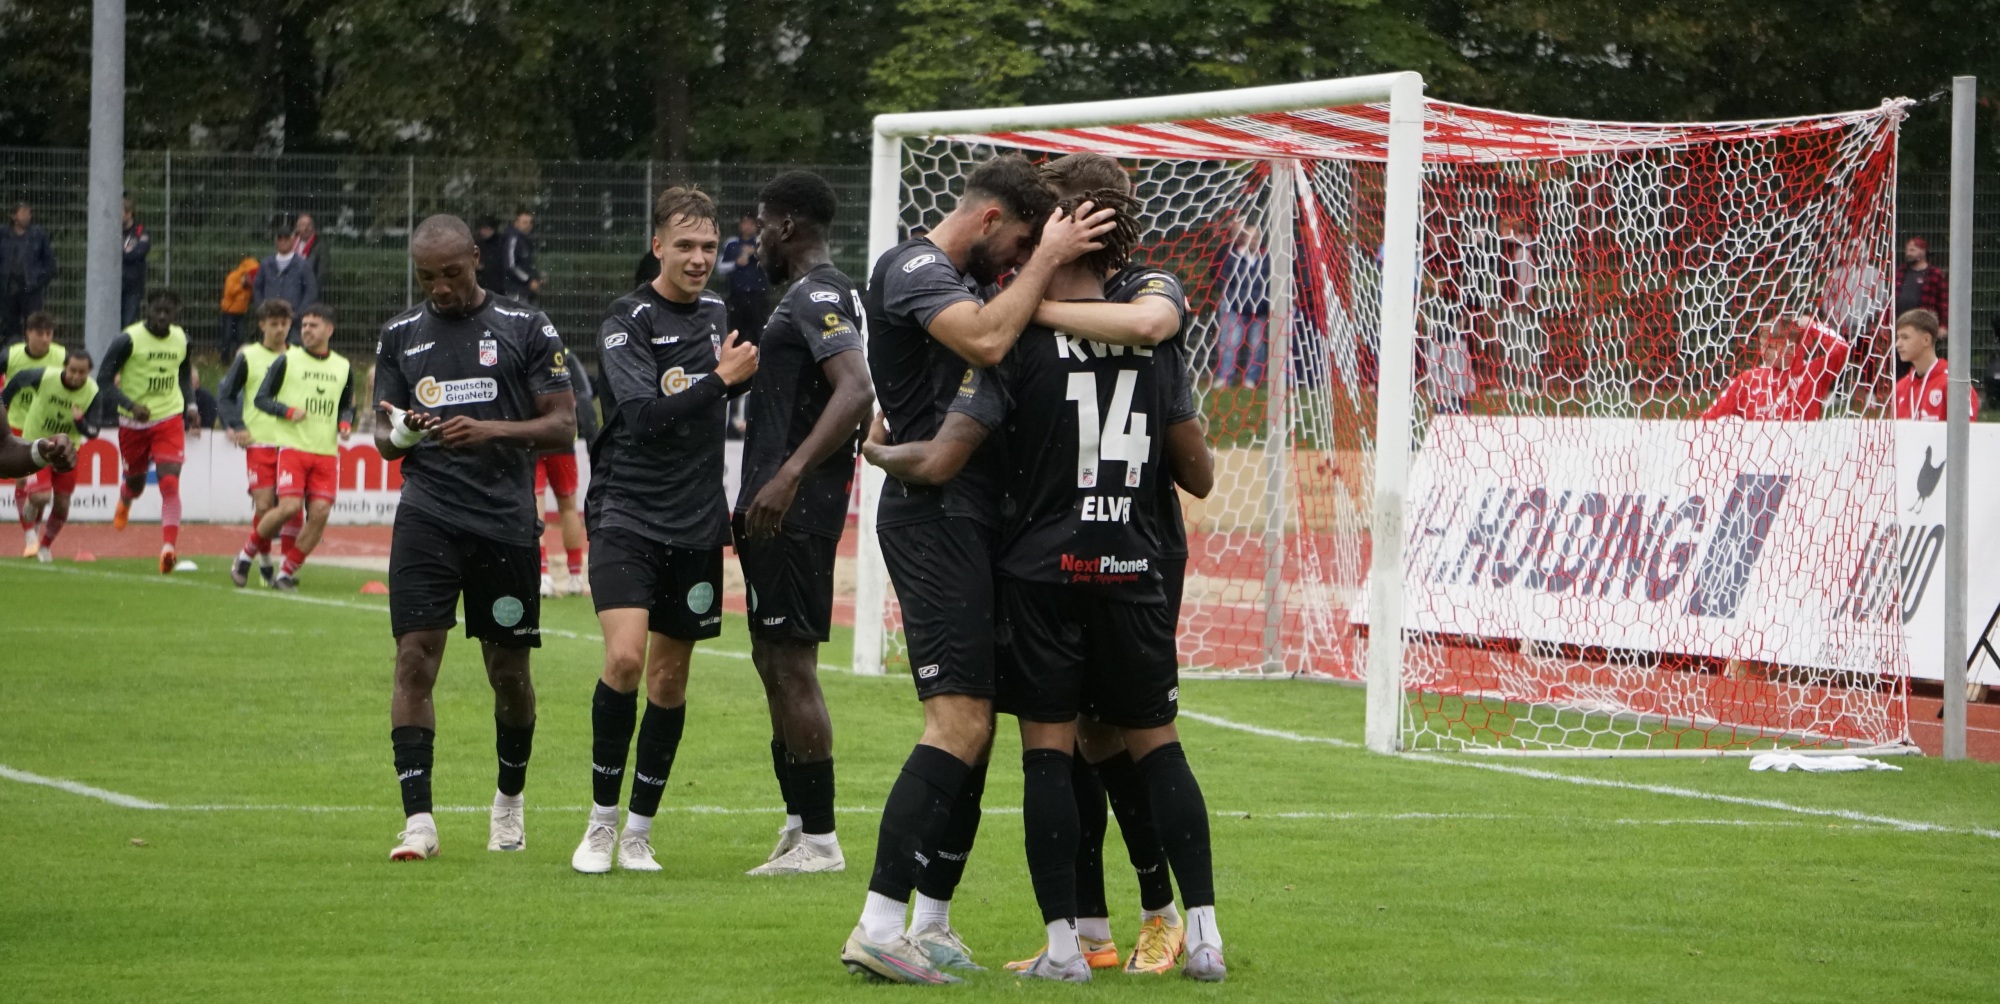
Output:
top-left (1040, 152), bottom-right (1131, 200)
top-left (1054, 185), bottom-right (1142, 274)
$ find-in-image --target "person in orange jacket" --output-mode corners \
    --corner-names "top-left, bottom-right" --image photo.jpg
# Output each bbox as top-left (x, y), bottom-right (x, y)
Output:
top-left (218, 256), bottom-right (259, 355)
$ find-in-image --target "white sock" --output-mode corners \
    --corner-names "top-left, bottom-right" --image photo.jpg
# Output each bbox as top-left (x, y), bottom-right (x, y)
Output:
top-left (259, 551), bottom-right (273, 568)
top-left (912, 892), bottom-right (952, 931)
top-left (1142, 902), bottom-right (1182, 927)
top-left (589, 803), bottom-right (619, 828)
top-left (1045, 919), bottom-right (1081, 964)
top-left (1077, 916), bottom-right (1112, 942)
top-left (1187, 905), bottom-right (1221, 949)
top-left (784, 813), bottom-right (803, 832)
top-left (405, 811), bottom-right (436, 833)
top-left (860, 892), bottom-right (907, 943)
top-left (802, 829), bottom-right (838, 848)
top-left (493, 790), bottom-right (522, 810)
top-left (624, 812), bottom-right (653, 840)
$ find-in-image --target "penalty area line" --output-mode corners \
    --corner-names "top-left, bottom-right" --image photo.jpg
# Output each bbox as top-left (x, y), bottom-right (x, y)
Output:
top-left (0, 764), bottom-right (167, 809)
top-left (1179, 711), bottom-right (2000, 840)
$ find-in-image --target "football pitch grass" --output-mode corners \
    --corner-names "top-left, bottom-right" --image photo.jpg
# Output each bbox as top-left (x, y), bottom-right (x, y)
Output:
top-left (3, 558), bottom-right (1996, 1001)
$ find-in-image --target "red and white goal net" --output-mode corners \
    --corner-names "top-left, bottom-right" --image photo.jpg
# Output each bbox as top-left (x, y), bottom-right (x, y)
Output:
top-left (857, 76), bottom-right (1914, 753)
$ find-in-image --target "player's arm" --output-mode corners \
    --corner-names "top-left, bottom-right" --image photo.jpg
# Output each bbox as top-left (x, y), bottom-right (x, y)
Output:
top-left (922, 205), bottom-right (1116, 368)
top-left (862, 411), bottom-right (991, 486)
top-left (216, 352), bottom-right (249, 432)
top-left (0, 431), bottom-right (73, 479)
top-left (1166, 417), bottom-right (1214, 499)
top-left (570, 361), bottom-right (601, 444)
top-left (338, 368), bottom-right (358, 439)
top-left (743, 350), bottom-right (874, 539)
top-left (0, 368), bottom-right (40, 409)
top-left (373, 331), bottom-right (431, 461)
top-left (252, 355), bottom-right (295, 420)
top-left (1031, 296), bottom-right (1180, 347)
top-left (92, 333), bottom-right (143, 420)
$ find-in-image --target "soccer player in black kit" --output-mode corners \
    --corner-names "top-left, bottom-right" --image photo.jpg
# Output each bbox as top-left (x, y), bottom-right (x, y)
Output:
top-left (865, 174), bottom-right (1225, 982)
top-left (735, 171), bottom-right (875, 876)
top-left (372, 214), bottom-right (577, 862)
top-left (839, 153), bottom-right (1114, 984)
top-left (571, 186), bottom-right (759, 875)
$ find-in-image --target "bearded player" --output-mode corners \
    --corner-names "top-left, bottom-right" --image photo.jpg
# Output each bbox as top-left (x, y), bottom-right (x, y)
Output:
top-left (374, 215), bottom-right (576, 862)
top-left (249, 304), bottom-right (358, 591)
top-left (0, 349), bottom-right (97, 561)
top-left (864, 182), bottom-right (1226, 982)
top-left (7, 311), bottom-right (64, 555)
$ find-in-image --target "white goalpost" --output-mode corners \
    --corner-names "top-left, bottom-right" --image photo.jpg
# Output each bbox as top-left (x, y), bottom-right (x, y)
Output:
top-left (852, 73), bottom-right (1918, 757)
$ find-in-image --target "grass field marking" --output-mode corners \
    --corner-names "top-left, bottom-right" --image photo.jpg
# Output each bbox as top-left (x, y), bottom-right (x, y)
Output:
top-left (0, 561), bottom-right (858, 671)
top-left (1181, 710), bottom-right (2000, 840)
top-left (0, 764), bottom-right (167, 809)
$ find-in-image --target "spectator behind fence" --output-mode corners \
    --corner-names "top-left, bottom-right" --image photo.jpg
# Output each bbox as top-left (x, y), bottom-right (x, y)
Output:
top-left (0, 203), bottom-right (56, 345)
top-left (1895, 237), bottom-right (1948, 336)
top-left (121, 196), bottom-right (151, 325)
top-left (254, 224), bottom-right (317, 343)
top-left (718, 212), bottom-right (773, 341)
top-left (1214, 220), bottom-right (1269, 387)
top-left (1701, 316), bottom-right (1850, 421)
top-left (501, 209), bottom-right (541, 302)
top-left (188, 365), bottom-right (222, 431)
top-left (1893, 308), bottom-right (1979, 420)
top-left (475, 216), bottom-right (506, 293)
top-left (294, 213), bottom-right (331, 302)
top-left (218, 256), bottom-right (259, 355)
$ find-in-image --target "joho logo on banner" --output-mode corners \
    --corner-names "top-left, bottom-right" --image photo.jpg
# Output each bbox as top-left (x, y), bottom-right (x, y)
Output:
top-left (413, 376), bottom-right (499, 407)
top-left (1356, 416), bottom-right (2000, 683)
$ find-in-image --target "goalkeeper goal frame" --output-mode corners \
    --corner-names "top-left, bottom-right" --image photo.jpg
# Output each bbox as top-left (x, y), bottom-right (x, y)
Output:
top-left (853, 72), bottom-right (1428, 755)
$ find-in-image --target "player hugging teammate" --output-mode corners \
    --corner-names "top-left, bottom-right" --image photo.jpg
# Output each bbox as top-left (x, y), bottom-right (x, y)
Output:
top-left (840, 152), bottom-right (1224, 985)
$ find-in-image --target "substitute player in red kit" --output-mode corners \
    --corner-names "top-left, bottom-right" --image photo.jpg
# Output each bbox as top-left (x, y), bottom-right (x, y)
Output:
top-left (247, 303), bottom-right (359, 591)
top-left (1701, 315), bottom-right (1851, 421)
top-left (222, 299), bottom-right (303, 587)
top-left (96, 290), bottom-right (201, 573)
top-left (1892, 308), bottom-right (1980, 420)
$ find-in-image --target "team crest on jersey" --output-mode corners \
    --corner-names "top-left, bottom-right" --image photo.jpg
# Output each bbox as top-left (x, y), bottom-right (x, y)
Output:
top-left (479, 337), bottom-right (499, 367)
top-left (1930, 389), bottom-right (1943, 406)
top-left (659, 366), bottom-right (693, 395)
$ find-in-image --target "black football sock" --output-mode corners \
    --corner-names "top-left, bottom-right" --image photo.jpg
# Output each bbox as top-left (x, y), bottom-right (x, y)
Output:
top-left (771, 736), bottom-right (800, 818)
top-left (1097, 750), bottom-right (1175, 911)
top-left (915, 759), bottom-right (987, 903)
top-left (627, 700), bottom-right (686, 818)
top-left (494, 716), bottom-right (535, 797)
top-left (590, 681), bottom-right (637, 808)
top-left (867, 744), bottom-right (971, 902)
top-left (391, 725), bottom-right (435, 817)
top-left (791, 756), bottom-right (837, 835)
top-left (1137, 742), bottom-right (1214, 908)
top-left (1020, 747), bottom-right (1080, 925)
top-left (1072, 752), bottom-right (1111, 919)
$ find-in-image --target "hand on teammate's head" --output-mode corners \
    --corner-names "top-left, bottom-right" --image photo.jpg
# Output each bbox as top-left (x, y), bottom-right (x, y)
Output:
top-left (715, 330), bottom-right (758, 386)
top-left (1033, 201), bottom-right (1116, 267)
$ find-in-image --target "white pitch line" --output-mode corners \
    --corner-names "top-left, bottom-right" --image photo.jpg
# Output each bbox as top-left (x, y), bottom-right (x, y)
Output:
top-left (0, 561), bottom-right (850, 672)
top-left (0, 764), bottom-right (167, 809)
top-left (0, 776), bottom-right (1866, 831)
top-left (1179, 711), bottom-right (2000, 840)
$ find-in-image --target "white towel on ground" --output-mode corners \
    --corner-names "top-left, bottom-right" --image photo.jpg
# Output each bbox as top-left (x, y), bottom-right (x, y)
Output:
top-left (1748, 753), bottom-right (1903, 773)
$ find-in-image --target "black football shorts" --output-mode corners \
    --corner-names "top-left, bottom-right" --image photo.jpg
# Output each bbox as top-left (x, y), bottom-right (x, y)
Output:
top-left (878, 516), bottom-right (996, 700)
top-left (589, 526), bottom-right (725, 641)
top-left (732, 513), bottom-right (839, 643)
top-left (388, 505), bottom-right (542, 648)
top-left (994, 577), bottom-right (1179, 729)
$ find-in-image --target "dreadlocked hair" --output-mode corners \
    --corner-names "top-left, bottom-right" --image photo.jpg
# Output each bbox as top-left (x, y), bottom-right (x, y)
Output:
top-left (1054, 185), bottom-right (1142, 274)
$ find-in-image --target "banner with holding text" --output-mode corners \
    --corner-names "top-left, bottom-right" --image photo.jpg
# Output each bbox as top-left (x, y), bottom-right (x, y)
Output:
top-left (1362, 417), bottom-right (1997, 686)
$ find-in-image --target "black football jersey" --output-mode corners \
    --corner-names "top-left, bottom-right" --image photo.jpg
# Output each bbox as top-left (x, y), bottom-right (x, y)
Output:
top-left (373, 293), bottom-right (573, 546)
top-left (865, 237), bottom-right (1006, 529)
top-left (737, 263), bottom-right (867, 540)
top-left (969, 322), bottom-right (1195, 602)
top-left (1104, 265), bottom-right (1197, 560)
top-left (588, 283), bottom-right (733, 548)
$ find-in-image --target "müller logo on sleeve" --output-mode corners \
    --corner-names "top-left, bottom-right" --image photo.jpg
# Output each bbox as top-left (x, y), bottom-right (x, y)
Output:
top-left (414, 376), bottom-right (500, 407)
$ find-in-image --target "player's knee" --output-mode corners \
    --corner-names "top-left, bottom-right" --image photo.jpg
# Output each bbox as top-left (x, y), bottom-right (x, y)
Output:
top-left (601, 649), bottom-right (644, 690)
top-left (644, 671), bottom-right (686, 709)
top-left (1076, 718), bottom-right (1126, 763)
top-left (1119, 723), bottom-right (1180, 761)
top-left (920, 695), bottom-right (994, 761)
